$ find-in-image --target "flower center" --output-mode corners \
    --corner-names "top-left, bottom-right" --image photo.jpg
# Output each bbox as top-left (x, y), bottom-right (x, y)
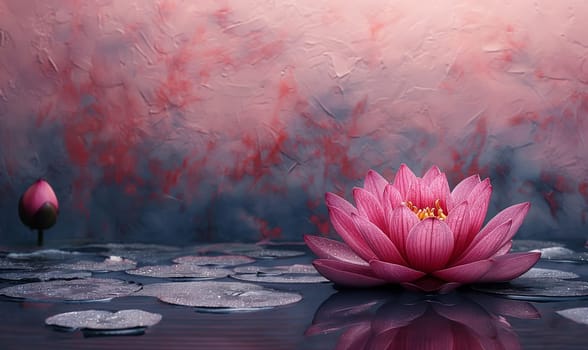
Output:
top-left (404, 199), bottom-right (447, 221)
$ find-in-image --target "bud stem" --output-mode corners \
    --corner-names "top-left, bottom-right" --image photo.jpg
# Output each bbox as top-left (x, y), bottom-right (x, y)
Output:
top-left (37, 229), bottom-right (44, 246)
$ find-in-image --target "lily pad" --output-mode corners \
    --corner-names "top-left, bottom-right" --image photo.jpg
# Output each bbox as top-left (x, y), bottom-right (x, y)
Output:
top-left (231, 264), bottom-right (328, 283)
top-left (537, 247), bottom-right (588, 263)
top-left (136, 281), bottom-right (302, 310)
top-left (125, 264), bottom-right (231, 280)
top-left (230, 273), bottom-right (328, 284)
top-left (0, 278), bottom-right (142, 302)
top-left (56, 256), bottom-right (137, 272)
top-left (556, 307), bottom-right (588, 325)
top-left (7, 249), bottom-right (83, 261)
top-left (233, 264), bottom-right (319, 274)
top-left (173, 255), bottom-right (255, 267)
top-left (0, 270), bottom-right (91, 281)
top-left (518, 268), bottom-right (579, 280)
top-left (242, 249), bottom-right (305, 259)
top-left (196, 243), bottom-right (262, 254)
top-left (473, 278), bottom-right (588, 301)
top-left (0, 258), bottom-right (36, 270)
top-left (45, 309), bottom-right (161, 336)
top-left (511, 240), bottom-right (564, 252)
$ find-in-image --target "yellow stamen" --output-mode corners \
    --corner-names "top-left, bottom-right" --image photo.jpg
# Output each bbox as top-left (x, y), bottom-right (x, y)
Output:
top-left (404, 199), bottom-right (447, 221)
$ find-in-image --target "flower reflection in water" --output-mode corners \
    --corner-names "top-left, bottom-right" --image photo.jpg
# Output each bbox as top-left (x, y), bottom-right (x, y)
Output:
top-left (306, 290), bottom-right (540, 350)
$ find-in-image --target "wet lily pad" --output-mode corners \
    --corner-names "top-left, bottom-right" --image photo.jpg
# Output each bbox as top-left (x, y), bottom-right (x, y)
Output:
top-left (556, 307), bottom-right (588, 325)
top-left (56, 256), bottom-right (137, 272)
top-left (196, 243), bottom-right (262, 254)
top-left (45, 309), bottom-right (161, 336)
top-left (518, 268), bottom-right (579, 280)
top-left (231, 273), bottom-right (328, 284)
top-left (0, 258), bottom-right (35, 270)
top-left (79, 243), bottom-right (181, 264)
top-left (136, 281), bottom-right (302, 310)
top-left (537, 247), bottom-right (588, 263)
top-left (233, 264), bottom-right (319, 274)
top-left (511, 240), bottom-right (564, 252)
top-left (0, 278), bottom-right (142, 302)
top-left (242, 249), bottom-right (305, 259)
top-left (125, 264), bottom-right (231, 280)
top-left (173, 255), bottom-right (255, 267)
top-left (7, 249), bottom-right (83, 261)
top-left (231, 264), bottom-right (328, 283)
top-left (472, 278), bottom-right (588, 301)
top-left (0, 270), bottom-right (91, 281)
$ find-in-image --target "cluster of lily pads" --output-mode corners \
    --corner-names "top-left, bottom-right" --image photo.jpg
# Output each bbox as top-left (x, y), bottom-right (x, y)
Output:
top-left (0, 242), bottom-right (321, 336)
top-left (1, 239), bottom-right (588, 338)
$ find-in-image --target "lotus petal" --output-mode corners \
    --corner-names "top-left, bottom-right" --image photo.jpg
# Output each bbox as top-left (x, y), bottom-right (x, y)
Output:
top-left (370, 260), bottom-right (425, 283)
top-left (327, 206), bottom-right (377, 262)
top-left (353, 187), bottom-right (386, 230)
top-left (304, 235), bottom-right (367, 265)
top-left (477, 252), bottom-right (541, 283)
top-left (352, 214), bottom-right (406, 265)
top-left (450, 175), bottom-right (481, 210)
top-left (433, 259), bottom-right (493, 283)
top-left (405, 218), bottom-right (454, 273)
top-left (364, 169), bottom-right (388, 202)
top-left (387, 206), bottom-right (420, 257)
top-left (313, 259), bottom-right (386, 287)
top-left (393, 164), bottom-right (417, 198)
top-left (453, 220), bottom-right (513, 265)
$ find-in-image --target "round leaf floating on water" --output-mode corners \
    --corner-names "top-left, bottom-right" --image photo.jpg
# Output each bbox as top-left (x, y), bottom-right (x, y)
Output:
top-left (472, 278), bottom-right (588, 301)
top-left (231, 264), bottom-right (328, 284)
top-left (173, 255), bottom-right (255, 267)
top-left (518, 268), bottom-right (579, 280)
top-left (556, 307), bottom-right (588, 326)
top-left (45, 309), bottom-right (161, 336)
top-left (57, 256), bottom-right (137, 272)
top-left (126, 264), bottom-right (231, 280)
top-left (536, 247), bottom-right (588, 263)
top-left (242, 249), bottom-right (305, 259)
top-left (511, 240), bottom-right (565, 252)
top-left (0, 278), bottom-right (142, 302)
top-left (137, 281), bottom-right (302, 311)
top-left (0, 270), bottom-right (91, 281)
top-left (196, 243), bottom-right (262, 255)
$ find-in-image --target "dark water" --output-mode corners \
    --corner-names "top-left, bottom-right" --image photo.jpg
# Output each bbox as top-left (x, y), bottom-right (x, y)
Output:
top-left (0, 241), bottom-right (587, 350)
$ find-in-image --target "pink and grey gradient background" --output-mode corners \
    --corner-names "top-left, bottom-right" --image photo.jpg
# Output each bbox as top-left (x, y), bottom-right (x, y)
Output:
top-left (0, 0), bottom-right (587, 246)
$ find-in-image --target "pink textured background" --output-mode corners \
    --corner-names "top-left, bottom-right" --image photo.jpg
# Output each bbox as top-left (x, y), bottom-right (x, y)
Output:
top-left (1, 0), bottom-right (587, 245)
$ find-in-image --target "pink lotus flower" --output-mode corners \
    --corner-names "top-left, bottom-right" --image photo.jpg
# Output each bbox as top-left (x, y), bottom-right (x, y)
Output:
top-left (18, 179), bottom-right (59, 245)
top-left (304, 164), bottom-right (540, 293)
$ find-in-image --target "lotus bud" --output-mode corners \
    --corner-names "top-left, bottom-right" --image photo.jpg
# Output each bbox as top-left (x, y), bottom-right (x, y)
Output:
top-left (18, 179), bottom-right (59, 246)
